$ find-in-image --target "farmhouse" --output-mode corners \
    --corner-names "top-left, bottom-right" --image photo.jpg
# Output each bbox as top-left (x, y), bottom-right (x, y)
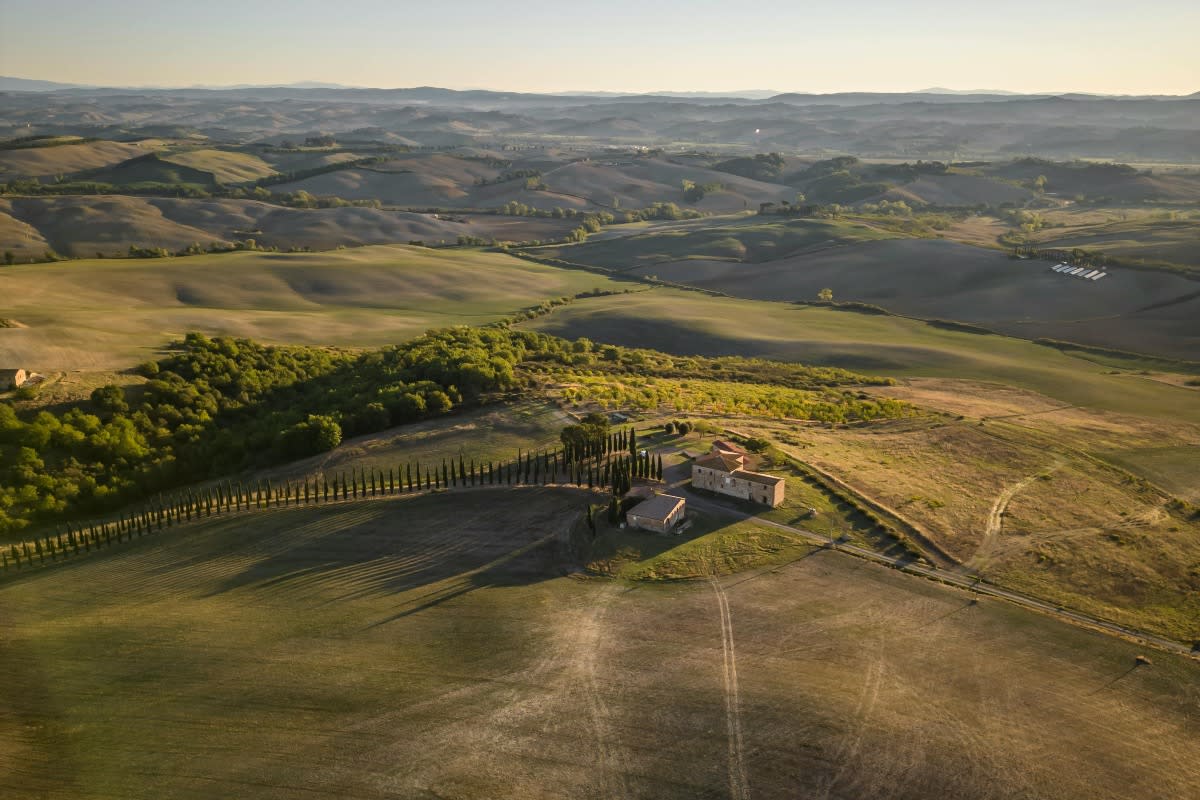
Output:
top-left (627, 493), bottom-right (687, 533)
top-left (692, 444), bottom-right (785, 507)
top-left (1, 369), bottom-right (28, 391)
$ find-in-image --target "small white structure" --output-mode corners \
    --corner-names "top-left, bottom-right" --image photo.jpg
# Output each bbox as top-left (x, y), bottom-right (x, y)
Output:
top-left (0, 369), bottom-right (28, 391)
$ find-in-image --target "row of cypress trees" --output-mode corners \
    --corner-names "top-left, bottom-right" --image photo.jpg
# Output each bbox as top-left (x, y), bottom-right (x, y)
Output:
top-left (1, 441), bottom-right (666, 574)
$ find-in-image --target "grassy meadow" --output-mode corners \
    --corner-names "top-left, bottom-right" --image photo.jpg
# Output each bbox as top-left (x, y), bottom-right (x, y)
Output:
top-left (0, 245), bottom-right (633, 370)
top-left (2, 489), bottom-right (1198, 799)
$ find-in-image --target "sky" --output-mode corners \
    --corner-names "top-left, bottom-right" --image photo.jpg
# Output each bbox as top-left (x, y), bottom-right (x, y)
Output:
top-left (1, 0), bottom-right (1197, 95)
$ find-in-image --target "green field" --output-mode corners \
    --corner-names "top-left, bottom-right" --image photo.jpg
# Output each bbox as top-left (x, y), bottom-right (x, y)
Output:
top-left (0, 245), bottom-right (633, 370)
top-left (3, 490), bottom-right (1198, 799)
top-left (522, 288), bottom-right (1200, 423)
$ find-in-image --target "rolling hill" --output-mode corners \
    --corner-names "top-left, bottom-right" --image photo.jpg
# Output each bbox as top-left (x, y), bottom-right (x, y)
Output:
top-left (160, 148), bottom-right (277, 183)
top-left (617, 237), bottom-right (1200, 359)
top-left (538, 217), bottom-right (901, 268)
top-left (0, 244), bottom-right (633, 369)
top-left (0, 196), bottom-right (578, 258)
top-left (0, 139), bottom-right (160, 180)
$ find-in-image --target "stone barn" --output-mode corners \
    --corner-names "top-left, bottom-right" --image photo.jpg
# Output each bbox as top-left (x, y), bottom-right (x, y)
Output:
top-left (627, 494), bottom-right (686, 534)
top-left (0, 369), bottom-right (28, 391)
top-left (691, 444), bottom-right (786, 507)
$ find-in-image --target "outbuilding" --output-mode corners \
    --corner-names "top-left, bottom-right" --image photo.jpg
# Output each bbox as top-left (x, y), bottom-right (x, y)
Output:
top-left (627, 493), bottom-right (686, 533)
top-left (0, 369), bottom-right (28, 391)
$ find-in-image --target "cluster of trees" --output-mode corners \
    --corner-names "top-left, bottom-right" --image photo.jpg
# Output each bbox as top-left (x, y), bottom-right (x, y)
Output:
top-left (498, 288), bottom-right (631, 325)
top-left (858, 200), bottom-right (913, 217)
top-left (621, 202), bottom-right (704, 223)
top-left (0, 135), bottom-right (101, 151)
top-left (713, 152), bottom-right (786, 182)
top-left (474, 169), bottom-right (542, 186)
top-left (681, 179), bottom-right (724, 202)
top-left (0, 327), bottom-right (534, 534)
top-left (0, 324), bottom-right (902, 536)
top-left (0, 178), bottom-right (215, 199)
top-left (873, 160), bottom-right (950, 179)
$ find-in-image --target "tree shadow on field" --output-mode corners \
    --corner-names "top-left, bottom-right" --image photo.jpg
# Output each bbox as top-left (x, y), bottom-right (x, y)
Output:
top-left (193, 488), bottom-right (591, 615)
top-left (925, 597), bottom-right (978, 626)
top-left (1089, 661), bottom-right (1145, 696)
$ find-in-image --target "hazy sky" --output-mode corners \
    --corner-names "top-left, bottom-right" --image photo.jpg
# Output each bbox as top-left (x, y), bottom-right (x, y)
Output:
top-left (1, 0), bottom-right (1196, 95)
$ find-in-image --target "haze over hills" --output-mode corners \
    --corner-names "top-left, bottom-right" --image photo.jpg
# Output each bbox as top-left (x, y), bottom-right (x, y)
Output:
top-left (3, 4), bottom-right (1200, 795)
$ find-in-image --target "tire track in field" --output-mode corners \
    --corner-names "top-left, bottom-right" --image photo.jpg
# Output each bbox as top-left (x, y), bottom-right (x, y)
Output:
top-left (572, 582), bottom-right (633, 799)
top-left (711, 577), bottom-right (750, 800)
top-left (975, 462), bottom-right (1061, 564)
top-left (815, 647), bottom-right (885, 800)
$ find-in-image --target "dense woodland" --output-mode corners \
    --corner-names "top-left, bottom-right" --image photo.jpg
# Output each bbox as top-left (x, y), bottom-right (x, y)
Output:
top-left (0, 326), bottom-right (903, 536)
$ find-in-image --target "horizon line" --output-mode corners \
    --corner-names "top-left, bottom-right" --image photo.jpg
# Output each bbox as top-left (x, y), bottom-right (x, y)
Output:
top-left (2, 75), bottom-right (1195, 98)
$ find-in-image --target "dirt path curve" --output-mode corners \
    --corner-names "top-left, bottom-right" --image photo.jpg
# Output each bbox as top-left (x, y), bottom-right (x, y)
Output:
top-left (711, 577), bottom-right (751, 800)
top-left (975, 462), bottom-right (1062, 565)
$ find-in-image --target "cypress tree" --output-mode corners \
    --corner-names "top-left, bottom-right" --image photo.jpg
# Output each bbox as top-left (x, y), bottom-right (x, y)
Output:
top-left (629, 428), bottom-right (638, 457)
top-left (389, 468), bottom-right (396, 494)
top-left (407, 463), bottom-right (414, 492)
top-left (442, 460), bottom-right (449, 488)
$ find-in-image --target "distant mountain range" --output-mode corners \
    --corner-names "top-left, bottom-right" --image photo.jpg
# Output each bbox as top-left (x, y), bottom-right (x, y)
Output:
top-left (2, 76), bottom-right (1195, 101)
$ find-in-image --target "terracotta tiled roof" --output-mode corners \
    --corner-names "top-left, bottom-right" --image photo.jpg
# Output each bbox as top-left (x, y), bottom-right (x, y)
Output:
top-left (740, 471), bottom-right (784, 487)
top-left (694, 451), bottom-right (743, 472)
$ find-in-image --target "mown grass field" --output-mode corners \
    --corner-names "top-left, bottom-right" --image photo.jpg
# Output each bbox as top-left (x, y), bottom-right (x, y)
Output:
top-left (2, 489), bottom-right (1198, 799)
top-left (523, 287), bottom-right (1200, 424)
top-left (0, 245), bottom-right (632, 370)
